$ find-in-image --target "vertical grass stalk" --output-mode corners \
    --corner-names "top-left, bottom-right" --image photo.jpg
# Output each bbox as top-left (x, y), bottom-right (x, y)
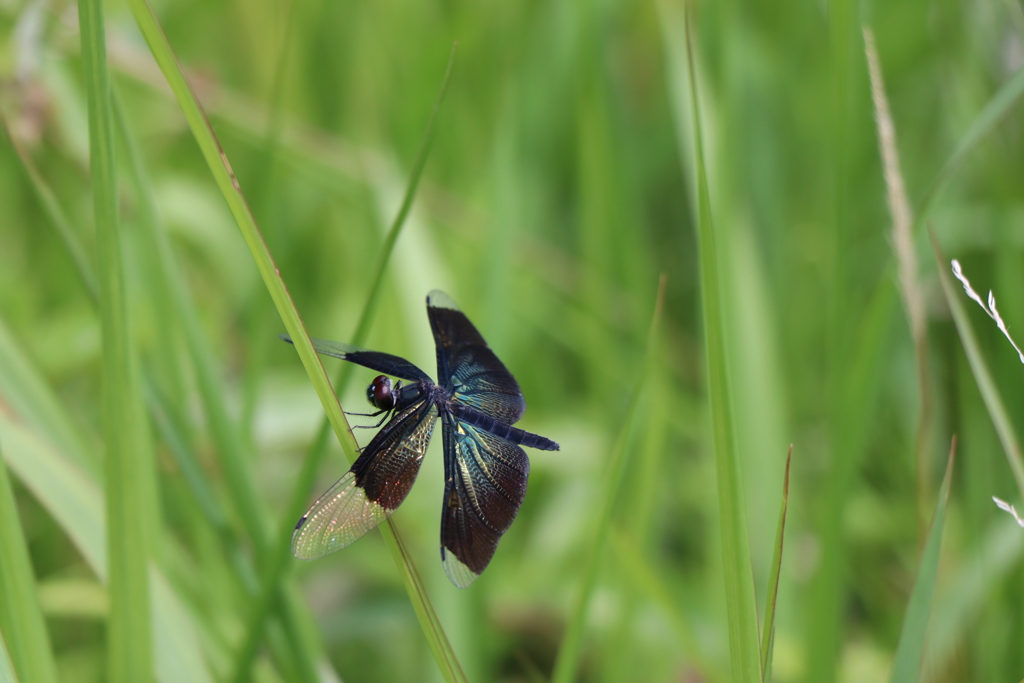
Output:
top-left (0, 441), bottom-right (59, 683)
top-left (760, 446), bottom-right (792, 682)
top-left (551, 276), bottom-right (667, 683)
top-left (682, 7), bottom-right (762, 682)
top-left (229, 43), bottom-right (459, 683)
top-left (888, 439), bottom-right (956, 683)
top-left (123, 1), bottom-right (464, 677)
top-left (78, 0), bottom-right (154, 679)
top-left (863, 28), bottom-right (933, 537)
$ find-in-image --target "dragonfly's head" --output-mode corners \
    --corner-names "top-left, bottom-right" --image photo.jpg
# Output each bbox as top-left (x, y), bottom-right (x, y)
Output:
top-left (367, 375), bottom-right (399, 412)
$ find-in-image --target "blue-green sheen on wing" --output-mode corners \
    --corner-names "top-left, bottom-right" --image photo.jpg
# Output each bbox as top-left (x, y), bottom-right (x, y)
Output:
top-left (440, 413), bottom-right (530, 587)
top-left (426, 291), bottom-right (526, 425)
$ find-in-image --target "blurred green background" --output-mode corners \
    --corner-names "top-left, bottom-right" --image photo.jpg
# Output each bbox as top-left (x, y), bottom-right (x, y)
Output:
top-left (2, 0), bottom-right (1024, 681)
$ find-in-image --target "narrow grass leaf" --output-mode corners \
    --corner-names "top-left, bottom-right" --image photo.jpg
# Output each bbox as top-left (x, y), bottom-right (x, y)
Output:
top-left (124, 0), bottom-right (356, 456)
top-left (551, 276), bottom-right (667, 683)
top-left (230, 43), bottom-right (459, 683)
top-left (863, 27), bottom-right (933, 536)
top-left (760, 446), bottom-right (792, 682)
top-left (77, 0), bottom-right (154, 678)
top-left (14, 88), bottom-right (303, 678)
top-left (930, 231), bottom-right (1024, 500)
top-left (889, 438), bottom-right (956, 683)
top-left (123, 2), bottom-right (463, 678)
top-left (114, 77), bottom-right (272, 564)
top-left (609, 527), bottom-right (714, 678)
top-left (114, 72), bottom-right (323, 682)
top-left (681, 8), bottom-right (762, 682)
top-left (0, 317), bottom-right (98, 474)
top-left (0, 630), bottom-right (19, 683)
top-left (917, 65), bottom-right (1024, 216)
top-left (924, 519), bottom-right (1023, 679)
top-left (0, 416), bottom-right (215, 683)
top-left (2, 120), bottom-right (98, 301)
top-left (0, 441), bottom-right (59, 683)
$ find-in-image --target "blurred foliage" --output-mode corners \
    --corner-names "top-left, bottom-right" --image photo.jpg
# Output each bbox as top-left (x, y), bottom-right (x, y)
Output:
top-left (2, 0), bottom-right (1024, 681)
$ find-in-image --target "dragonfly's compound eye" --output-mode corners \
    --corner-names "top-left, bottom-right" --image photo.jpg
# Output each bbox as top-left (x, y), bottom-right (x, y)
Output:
top-left (367, 375), bottom-right (396, 411)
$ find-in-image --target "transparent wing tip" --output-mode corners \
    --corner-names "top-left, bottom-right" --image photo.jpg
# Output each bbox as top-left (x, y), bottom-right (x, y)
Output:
top-left (427, 290), bottom-right (459, 311)
top-left (441, 546), bottom-right (480, 589)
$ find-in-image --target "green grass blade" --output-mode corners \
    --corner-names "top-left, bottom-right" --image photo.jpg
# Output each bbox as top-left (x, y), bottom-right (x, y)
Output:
top-left (0, 629), bottom-right (20, 683)
top-left (239, 1), bottom-right (298, 437)
top-left (229, 42), bottom-right (458, 683)
top-left (760, 446), bottom-right (792, 682)
top-left (0, 316), bottom-right (98, 474)
top-left (123, 2), bottom-right (464, 678)
top-left (889, 440), bottom-right (956, 683)
top-left (124, 0), bottom-right (356, 457)
top-left (0, 415), bottom-right (215, 683)
top-left (930, 231), bottom-right (1024, 499)
top-left (916, 65), bottom-right (1024, 217)
top-left (0, 440), bottom-right (59, 683)
top-left (77, 0), bottom-right (154, 678)
top-left (113, 68), bottom-right (322, 681)
top-left (923, 509), bottom-right (1023, 679)
top-left (2, 120), bottom-right (98, 302)
top-left (681, 9), bottom-right (762, 683)
top-left (609, 528), bottom-right (715, 678)
top-left (863, 27), bottom-right (934, 536)
top-left (551, 276), bottom-right (667, 683)
top-left (114, 80), bottom-right (271, 563)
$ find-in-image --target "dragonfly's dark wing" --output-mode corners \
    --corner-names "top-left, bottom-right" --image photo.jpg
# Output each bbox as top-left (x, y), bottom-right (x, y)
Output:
top-left (292, 400), bottom-right (438, 559)
top-left (439, 412), bottom-right (530, 588)
top-left (280, 334), bottom-right (431, 382)
top-left (426, 291), bottom-right (526, 425)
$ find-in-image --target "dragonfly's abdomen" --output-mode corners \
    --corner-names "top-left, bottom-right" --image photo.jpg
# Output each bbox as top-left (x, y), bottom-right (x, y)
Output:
top-left (450, 403), bottom-right (560, 451)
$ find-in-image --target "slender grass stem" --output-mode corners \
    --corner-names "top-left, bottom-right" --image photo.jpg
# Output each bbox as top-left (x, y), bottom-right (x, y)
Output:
top-left (78, 0), bottom-right (155, 678)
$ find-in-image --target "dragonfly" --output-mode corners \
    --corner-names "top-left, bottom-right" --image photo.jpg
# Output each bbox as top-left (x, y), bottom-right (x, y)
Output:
top-left (282, 290), bottom-right (559, 588)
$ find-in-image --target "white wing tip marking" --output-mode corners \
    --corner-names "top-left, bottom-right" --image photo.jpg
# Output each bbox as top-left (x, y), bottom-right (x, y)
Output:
top-left (441, 547), bottom-right (479, 589)
top-left (427, 290), bottom-right (459, 311)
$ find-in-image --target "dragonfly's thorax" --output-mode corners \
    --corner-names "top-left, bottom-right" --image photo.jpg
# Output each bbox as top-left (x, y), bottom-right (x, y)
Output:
top-left (393, 379), bottom-right (433, 412)
top-left (426, 382), bottom-right (453, 412)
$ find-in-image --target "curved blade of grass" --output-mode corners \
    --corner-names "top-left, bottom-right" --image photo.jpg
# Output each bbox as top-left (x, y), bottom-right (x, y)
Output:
top-left (889, 438), bottom-right (956, 683)
top-left (0, 416), bottom-right (215, 683)
top-left (916, 65), bottom-right (1024, 217)
top-left (12, 86), bottom-right (305, 678)
top-left (114, 65), bottom-right (325, 683)
top-left (925, 518), bottom-right (1023, 678)
top-left (124, 0), bottom-right (357, 458)
top-left (609, 527), bottom-right (716, 679)
top-left (117, 79), bottom-right (323, 681)
top-left (230, 42), bottom-right (459, 683)
top-left (930, 230), bottom-right (1024, 500)
top-left (551, 275), bottom-right (667, 683)
top-left (2, 119), bottom-right (98, 302)
top-left (0, 316), bottom-right (98, 474)
top-left (239, 0), bottom-right (298, 437)
top-left (78, 0), bottom-right (155, 678)
top-left (114, 83), bottom-right (272, 565)
top-left (863, 27), bottom-right (934, 538)
top-left (123, 2), bottom-right (463, 678)
top-left (0, 632), bottom-right (17, 683)
top-left (760, 446), bottom-right (792, 682)
top-left (681, 7), bottom-right (762, 682)
top-left (0, 441), bottom-right (59, 683)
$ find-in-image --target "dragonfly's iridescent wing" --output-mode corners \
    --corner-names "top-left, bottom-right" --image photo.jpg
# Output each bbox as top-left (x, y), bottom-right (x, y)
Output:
top-left (439, 412), bottom-right (529, 588)
top-left (292, 400), bottom-right (438, 559)
top-left (281, 334), bottom-right (431, 382)
top-left (426, 291), bottom-right (526, 425)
